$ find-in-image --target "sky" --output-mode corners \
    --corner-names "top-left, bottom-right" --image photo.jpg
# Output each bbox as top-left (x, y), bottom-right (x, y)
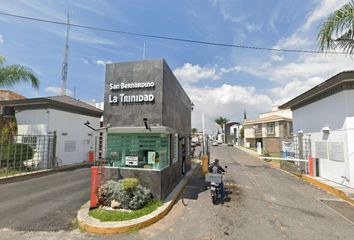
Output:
top-left (0, 0), bottom-right (353, 133)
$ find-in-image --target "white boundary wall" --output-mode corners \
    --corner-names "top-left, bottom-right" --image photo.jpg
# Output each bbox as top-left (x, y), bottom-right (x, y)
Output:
top-left (16, 108), bottom-right (100, 166)
top-left (292, 90), bottom-right (354, 188)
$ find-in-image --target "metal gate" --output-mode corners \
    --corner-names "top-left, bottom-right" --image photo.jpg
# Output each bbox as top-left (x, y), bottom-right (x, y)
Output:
top-left (0, 132), bottom-right (57, 178)
top-left (280, 134), bottom-right (311, 176)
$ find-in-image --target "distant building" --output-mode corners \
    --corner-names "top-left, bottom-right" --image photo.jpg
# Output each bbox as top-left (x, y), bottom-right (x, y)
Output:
top-left (280, 71), bottom-right (354, 188)
top-left (0, 90), bottom-right (26, 128)
top-left (0, 95), bottom-right (103, 166)
top-left (225, 122), bottom-right (242, 145)
top-left (243, 106), bottom-right (293, 153)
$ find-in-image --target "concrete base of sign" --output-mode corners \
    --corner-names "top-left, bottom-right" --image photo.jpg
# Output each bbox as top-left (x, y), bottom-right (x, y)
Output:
top-left (77, 162), bottom-right (198, 234)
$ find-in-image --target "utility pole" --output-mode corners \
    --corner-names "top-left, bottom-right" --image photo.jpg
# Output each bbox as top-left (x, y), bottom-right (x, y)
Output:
top-left (60, 10), bottom-right (71, 96)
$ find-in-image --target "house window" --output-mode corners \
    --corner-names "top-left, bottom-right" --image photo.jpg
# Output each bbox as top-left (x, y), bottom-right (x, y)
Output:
top-left (255, 124), bottom-right (262, 134)
top-left (267, 122), bottom-right (275, 135)
top-left (22, 136), bottom-right (37, 149)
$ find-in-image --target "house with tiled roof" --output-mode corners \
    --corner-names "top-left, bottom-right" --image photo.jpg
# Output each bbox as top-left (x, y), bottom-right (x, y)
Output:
top-left (243, 106), bottom-right (293, 153)
top-left (0, 95), bottom-right (103, 166)
top-left (0, 90), bottom-right (26, 128)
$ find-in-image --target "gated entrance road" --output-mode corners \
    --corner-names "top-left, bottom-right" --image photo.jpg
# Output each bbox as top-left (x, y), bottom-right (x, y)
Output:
top-left (0, 167), bottom-right (90, 231)
top-left (1, 147), bottom-right (354, 240)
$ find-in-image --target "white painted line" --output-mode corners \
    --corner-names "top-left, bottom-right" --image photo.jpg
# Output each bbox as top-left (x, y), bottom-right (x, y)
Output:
top-left (319, 199), bottom-right (354, 226)
top-left (259, 157), bottom-right (309, 162)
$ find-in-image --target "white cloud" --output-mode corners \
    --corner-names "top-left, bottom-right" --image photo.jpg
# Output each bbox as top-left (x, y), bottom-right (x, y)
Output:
top-left (209, 0), bottom-right (259, 33)
top-left (271, 54), bottom-right (284, 62)
top-left (244, 54), bottom-right (354, 83)
top-left (275, 34), bottom-right (311, 49)
top-left (0, 1), bottom-right (117, 47)
top-left (220, 66), bottom-right (241, 74)
top-left (174, 63), bottom-right (218, 84)
top-left (242, 52), bottom-right (354, 105)
top-left (246, 24), bottom-right (261, 33)
top-left (81, 58), bottom-right (89, 65)
top-left (302, 0), bottom-right (347, 31)
top-left (69, 31), bottom-right (116, 46)
top-left (95, 59), bottom-right (112, 66)
top-left (73, 3), bottom-right (105, 16)
top-left (0, 34), bottom-right (4, 44)
top-left (270, 77), bottom-right (323, 105)
top-left (186, 84), bottom-right (273, 132)
top-left (45, 86), bottom-right (73, 96)
top-left (173, 63), bottom-right (240, 84)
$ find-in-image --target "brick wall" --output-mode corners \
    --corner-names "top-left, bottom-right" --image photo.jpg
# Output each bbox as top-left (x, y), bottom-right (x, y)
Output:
top-left (0, 90), bottom-right (25, 129)
top-left (263, 138), bottom-right (281, 153)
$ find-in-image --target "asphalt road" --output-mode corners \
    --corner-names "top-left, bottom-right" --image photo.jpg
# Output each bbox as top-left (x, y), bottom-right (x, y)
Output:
top-left (0, 167), bottom-right (91, 231)
top-left (1, 146), bottom-right (354, 240)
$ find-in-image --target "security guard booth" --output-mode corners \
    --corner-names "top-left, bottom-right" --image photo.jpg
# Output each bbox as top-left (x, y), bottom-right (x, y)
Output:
top-left (102, 59), bottom-right (192, 200)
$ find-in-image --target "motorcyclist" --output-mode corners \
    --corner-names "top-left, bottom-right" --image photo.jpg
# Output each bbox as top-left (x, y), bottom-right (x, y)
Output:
top-left (209, 159), bottom-right (226, 199)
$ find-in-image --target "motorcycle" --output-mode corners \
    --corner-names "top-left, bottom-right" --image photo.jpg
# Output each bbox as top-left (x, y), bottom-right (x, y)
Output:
top-left (210, 179), bottom-right (222, 204)
top-left (206, 166), bottom-right (230, 204)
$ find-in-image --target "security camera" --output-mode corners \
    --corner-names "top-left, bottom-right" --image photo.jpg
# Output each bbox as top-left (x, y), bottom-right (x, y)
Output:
top-left (143, 118), bottom-right (151, 131)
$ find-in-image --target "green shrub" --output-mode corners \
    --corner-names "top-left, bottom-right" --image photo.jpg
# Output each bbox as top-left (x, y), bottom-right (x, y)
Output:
top-left (97, 182), bottom-right (113, 206)
top-left (121, 178), bottom-right (139, 190)
top-left (97, 178), bottom-right (152, 210)
top-left (0, 143), bottom-right (34, 163)
top-left (129, 185), bottom-right (152, 210)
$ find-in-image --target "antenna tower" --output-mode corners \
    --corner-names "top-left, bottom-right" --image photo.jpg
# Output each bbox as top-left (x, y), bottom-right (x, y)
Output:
top-left (60, 10), bottom-right (71, 96)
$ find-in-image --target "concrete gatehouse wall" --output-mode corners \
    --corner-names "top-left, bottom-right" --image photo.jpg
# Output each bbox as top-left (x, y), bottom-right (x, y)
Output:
top-left (103, 59), bottom-right (192, 200)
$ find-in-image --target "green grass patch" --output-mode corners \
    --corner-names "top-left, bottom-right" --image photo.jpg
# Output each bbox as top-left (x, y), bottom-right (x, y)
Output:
top-left (269, 152), bottom-right (281, 158)
top-left (0, 169), bottom-right (22, 178)
top-left (0, 168), bottom-right (39, 178)
top-left (246, 147), bottom-right (257, 152)
top-left (89, 200), bottom-right (163, 222)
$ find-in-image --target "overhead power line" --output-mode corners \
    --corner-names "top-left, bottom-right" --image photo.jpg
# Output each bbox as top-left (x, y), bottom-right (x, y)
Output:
top-left (0, 11), bottom-right (346, 55)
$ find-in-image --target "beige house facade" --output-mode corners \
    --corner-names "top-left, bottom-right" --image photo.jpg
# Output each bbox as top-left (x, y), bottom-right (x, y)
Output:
top-left (244, 107), bottom-right (293, 153)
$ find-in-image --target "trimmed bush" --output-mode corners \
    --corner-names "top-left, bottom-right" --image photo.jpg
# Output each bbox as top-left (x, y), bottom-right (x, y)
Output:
top-left (97, 178), bottom-right (152, 210)
top-left (0, 143), bottom-right (34, 163)
top-left (97, 182), bottom-right (112, 206)
top-left (121, 178), bottom-right (139, 190)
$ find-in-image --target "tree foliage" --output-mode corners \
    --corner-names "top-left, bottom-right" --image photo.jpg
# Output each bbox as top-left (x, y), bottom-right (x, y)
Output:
top-left (191, 128), bottom-right (198, 135)
top-left (240, 126), bottom-right (244, 139)
top-left (0, 56), bottom-right (39, 89)
top-left (317, 0), bottom-right (354, 54)
top-left (214, 117), bottom-right (229, 129)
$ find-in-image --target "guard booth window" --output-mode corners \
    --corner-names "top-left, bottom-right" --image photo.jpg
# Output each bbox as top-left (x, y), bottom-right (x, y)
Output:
top-left (106, 133), bottom-right (170, 170)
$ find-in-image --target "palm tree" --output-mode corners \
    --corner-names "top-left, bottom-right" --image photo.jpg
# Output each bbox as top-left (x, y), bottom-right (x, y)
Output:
top-left (214, 117), bottom-right (229, 142)
top-left (215, 117), bottom-right (229, 129)
top-left (0, 56), bottom-right (39, 139)
top-left (317, 0), bottom-right (354, 54)
top-left (0, 56), bottom-right (39, 89)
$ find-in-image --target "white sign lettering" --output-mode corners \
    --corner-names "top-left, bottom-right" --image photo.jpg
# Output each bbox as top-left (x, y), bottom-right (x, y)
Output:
top-left (109, 82), bottom-right (155, 90)
top-left (108, 81), bottom-right (155, 105)
top-left (109, 94), bottom-right (154, 104)
top-left (125, 156), bottom-right (138, 166)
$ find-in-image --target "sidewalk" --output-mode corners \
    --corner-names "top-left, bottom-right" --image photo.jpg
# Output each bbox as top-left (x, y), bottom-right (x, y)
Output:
top-left (236, 145), bottom-right (354, 206)
top-left (303, 175), bottom-right (354, 205)
top-left (0, 162), bottom-right (93, 183)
